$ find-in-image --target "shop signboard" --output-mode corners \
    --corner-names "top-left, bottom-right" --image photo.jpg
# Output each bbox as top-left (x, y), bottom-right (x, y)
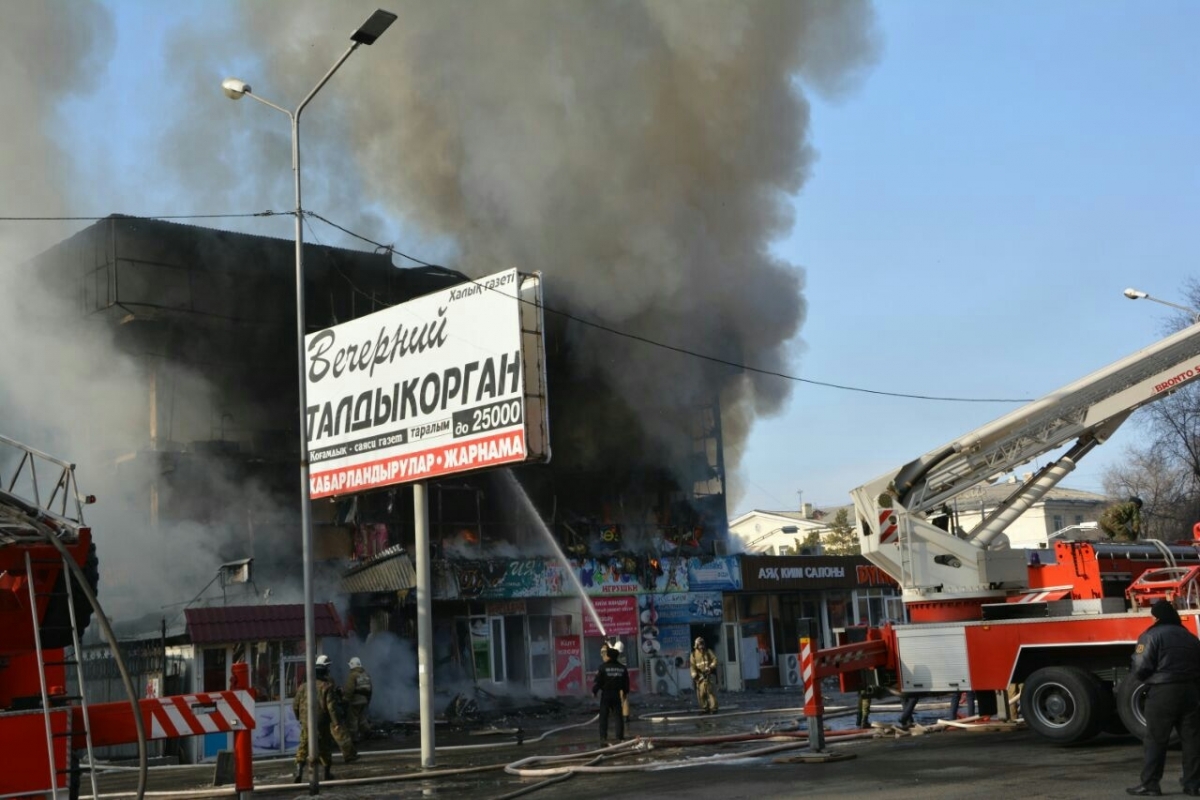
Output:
top-left (638, 592), bottom-right (723, 625)
top-left (555, 635), bottom-right (583, 695)
top-left (452, 559), bottom-right (567, 599)
top-left (740, 555), bottom-right (896, 591)
top-left (582, 595), bottom-right (639, 637)
top-left (685, 555), bottom-right (741, 591)
top-left (305, 268), bottom-right (550, 498)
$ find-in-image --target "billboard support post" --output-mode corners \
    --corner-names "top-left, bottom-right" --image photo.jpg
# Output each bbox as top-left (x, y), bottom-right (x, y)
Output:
top-left (414, 480), bottom-right (435, 768)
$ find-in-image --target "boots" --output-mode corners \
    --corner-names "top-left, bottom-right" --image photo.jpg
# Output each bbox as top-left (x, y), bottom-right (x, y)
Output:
top-left (292, 763), bottom-right (304, 784)
top-left (324, 765), bottom-right (335, 781)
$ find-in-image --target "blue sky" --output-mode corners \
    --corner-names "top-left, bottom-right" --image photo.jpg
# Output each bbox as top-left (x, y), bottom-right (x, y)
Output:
top-left (30, 1), bottom-right (1200, 519)
top-left (739, 0), bottom-right (1200, 514)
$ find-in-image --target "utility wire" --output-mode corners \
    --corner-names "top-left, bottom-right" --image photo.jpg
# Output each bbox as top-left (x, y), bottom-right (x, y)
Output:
top-left (0, 211), bottom-right (286, 221)
top-left (0, 207), bottom-right (1035, 403)
top-left (304, 211), bottom-right (1034, 405)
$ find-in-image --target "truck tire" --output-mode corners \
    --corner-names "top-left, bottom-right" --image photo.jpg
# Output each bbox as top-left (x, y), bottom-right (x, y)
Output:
top-left (1115, 673), bottom-right (1174, 743)
top-left (1022, 666), bottom-right (1105, 744)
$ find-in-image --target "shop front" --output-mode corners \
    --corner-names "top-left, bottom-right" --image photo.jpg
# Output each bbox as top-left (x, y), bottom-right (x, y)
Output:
top-left (735, 556), bottom-right (901, 689)
top-left (177, 603), bottom-right (345, 762)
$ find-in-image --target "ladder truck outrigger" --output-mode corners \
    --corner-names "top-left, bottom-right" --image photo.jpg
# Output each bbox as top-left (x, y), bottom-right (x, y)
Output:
top-left (0, 435), bottom-right (255, 799)
top-left (826, 317), bottom-right (1200, 745)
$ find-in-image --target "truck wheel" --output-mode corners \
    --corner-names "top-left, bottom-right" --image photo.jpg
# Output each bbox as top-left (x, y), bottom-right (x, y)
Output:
top-left (1115, 673), bottom-right (1173, 743)
top-left (1022, 666), bottom-right (1104, 744)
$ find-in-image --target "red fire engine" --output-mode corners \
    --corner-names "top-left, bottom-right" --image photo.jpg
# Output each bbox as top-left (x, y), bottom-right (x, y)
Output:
top-left (0, 435), bottom-right (254, 798)
top-left (825, 316), bottom-right (1200, 744)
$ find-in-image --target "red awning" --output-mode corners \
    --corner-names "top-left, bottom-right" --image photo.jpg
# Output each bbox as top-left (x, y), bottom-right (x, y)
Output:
top-left (184, 603), bottom-right (344, 644)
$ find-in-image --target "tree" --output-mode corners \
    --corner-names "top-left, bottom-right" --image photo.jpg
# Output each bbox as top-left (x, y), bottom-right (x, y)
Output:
top-left (822, 508), bottom-right (861, 556)
top-left (1099, 279), bottom-right (1200, 540)
top-left (785, 529), bottom-right (822, 555)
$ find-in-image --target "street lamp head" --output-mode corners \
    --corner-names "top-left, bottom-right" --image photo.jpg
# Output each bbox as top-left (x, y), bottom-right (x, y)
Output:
top-left (222, 78), bottom-right (251, 99)
top-left (1124, 288), bottom-right (1148, 300)
top-left (351, 9), bottom-right (397, 45)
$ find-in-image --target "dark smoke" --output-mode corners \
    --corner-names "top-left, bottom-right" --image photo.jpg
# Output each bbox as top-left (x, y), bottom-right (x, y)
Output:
top-left (164, 0), bottom-right (880, 497)
top-left (0, 1), bottom-right (879, 626)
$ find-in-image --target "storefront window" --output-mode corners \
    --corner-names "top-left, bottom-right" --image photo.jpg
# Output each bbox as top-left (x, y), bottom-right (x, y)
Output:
top-left (251, 641), bottom-right (282, 700)
top-left (529, 616), bottom-right (552, 681)
top-left (202, 648), bottom-right (227, 692)
top-left (826, 591), bottom-right (850, 631)
top-left (282, 657), bottom-right (305, 699)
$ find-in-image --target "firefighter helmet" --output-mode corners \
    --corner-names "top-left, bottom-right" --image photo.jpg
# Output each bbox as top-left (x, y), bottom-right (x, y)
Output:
top-left (694, 637), bottom-right (706, 648)
top-left (316, 655), bottom-right (331, 668)
top-left (349, 657), bottom-right (363, 669)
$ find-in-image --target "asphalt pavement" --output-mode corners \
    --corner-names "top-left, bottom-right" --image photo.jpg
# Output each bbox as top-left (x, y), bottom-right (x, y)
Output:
top-left (84, 687), bottom-right (1167, 800)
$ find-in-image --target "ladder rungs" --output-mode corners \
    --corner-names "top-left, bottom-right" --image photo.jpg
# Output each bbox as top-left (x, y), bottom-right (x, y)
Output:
top-left (42, 660), bottom-right (78, 667)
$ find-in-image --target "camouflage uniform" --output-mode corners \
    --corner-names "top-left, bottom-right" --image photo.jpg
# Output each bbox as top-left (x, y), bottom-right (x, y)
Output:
top-left (344, 665), bottom-right (373, 742)
top-left (294, 676), bottom-right (357, 767)
top-left (689, 642), bottom-right (719, 713)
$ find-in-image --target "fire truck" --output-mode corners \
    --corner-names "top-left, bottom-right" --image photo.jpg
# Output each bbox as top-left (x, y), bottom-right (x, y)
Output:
top-left (0, 435), bottom-right (254, 799)
top-left (839, 316), bottom-right (1200, 745)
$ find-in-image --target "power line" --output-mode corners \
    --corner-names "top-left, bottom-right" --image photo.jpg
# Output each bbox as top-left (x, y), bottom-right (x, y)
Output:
top-left (0, 211), bottom-right (287, 221)
top-left (304, 211), bottom-right (1034, 405)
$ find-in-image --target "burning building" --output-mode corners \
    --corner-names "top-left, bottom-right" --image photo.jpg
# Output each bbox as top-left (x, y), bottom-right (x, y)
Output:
top-left (16, 214), bottom-right (733, 706)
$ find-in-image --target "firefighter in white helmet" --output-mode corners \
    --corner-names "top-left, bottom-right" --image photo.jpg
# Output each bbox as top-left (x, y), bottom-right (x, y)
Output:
top-left (607, 638), bottom-right (632, 725)
top-left (344, 656), bottom-right (373, 743)
top-left (293, 654), bottom-right (357, 783)
top-left (689, 636), bottom-right (718, 714)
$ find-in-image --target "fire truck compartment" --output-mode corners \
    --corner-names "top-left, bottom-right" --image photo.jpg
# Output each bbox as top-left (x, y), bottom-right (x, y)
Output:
top-left (895, 625), bottom-right (970, 692)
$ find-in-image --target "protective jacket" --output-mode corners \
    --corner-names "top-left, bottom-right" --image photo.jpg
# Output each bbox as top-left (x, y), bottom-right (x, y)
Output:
top-left (593, 659), bottom-right (630, 698)
top-left (345, 666), bottom-right (373, 703)
top-left (1133, 622), bottom-right (1200, 684)
top-left (690, 646), bottom-right (717, 682)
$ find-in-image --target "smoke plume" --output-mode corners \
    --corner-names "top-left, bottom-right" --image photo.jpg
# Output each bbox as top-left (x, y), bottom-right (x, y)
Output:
top-left (0, 1), bottom-right (879, 623)
top-left (165, 0), bottom-right (880, 492)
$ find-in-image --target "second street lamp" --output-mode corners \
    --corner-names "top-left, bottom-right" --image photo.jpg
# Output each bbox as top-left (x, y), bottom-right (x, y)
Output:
top-left (1124, 287), bottom-right (1200, 323)
top-left (222, 8), bottom-right (395, 793)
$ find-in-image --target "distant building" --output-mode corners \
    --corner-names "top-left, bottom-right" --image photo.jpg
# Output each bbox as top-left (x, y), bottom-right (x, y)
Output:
top-left (944, 481), bottom-right (1107, 549)
top-left (734, 482), bottom-right (1107, 556)
top-left (728, 505), bottom-right (826, 555)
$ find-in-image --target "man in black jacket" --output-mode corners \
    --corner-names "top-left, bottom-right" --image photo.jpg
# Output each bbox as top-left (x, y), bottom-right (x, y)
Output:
top-left (1127, 599), bottom-right (1200, 797)
top-left (593, 646), bottom-right (630, 744)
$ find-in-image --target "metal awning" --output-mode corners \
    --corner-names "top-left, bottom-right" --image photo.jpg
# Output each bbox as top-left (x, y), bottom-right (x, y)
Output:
top-left (184, 603), bottom-right (344, 644)
top-left (341, 545), bottom-right (417, 594)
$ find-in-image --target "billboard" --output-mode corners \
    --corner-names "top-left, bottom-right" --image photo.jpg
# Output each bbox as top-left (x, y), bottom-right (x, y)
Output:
top-left (304, 269), bottom-right (549, 498)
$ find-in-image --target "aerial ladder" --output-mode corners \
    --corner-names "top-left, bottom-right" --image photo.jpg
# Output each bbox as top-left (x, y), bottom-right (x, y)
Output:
top-left (830, 316), bottom-right (1200, 745)
top-left (851, 318), bottom-right (1200, 620)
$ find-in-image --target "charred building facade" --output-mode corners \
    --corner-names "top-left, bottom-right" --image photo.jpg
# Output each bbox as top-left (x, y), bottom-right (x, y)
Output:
top-left (22, 215), bottom-right (730, 703)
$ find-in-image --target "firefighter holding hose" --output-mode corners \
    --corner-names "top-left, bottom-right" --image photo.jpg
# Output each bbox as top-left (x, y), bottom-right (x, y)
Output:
top-left (689, 636), bottom-right (719, 714)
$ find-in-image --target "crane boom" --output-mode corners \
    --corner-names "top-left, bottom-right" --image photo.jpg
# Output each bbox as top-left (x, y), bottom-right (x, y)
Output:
top-left (851, 320), bottom-right (1200, 609)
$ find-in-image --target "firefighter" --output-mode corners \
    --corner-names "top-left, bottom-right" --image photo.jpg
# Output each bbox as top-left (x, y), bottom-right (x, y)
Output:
top-left (592, 646), bottom-right (630, 743)
top-left (293, 654), bottom-right (358, 783)
top-left (1126, 599), bottom-right (1200, 797)
top-left (689, 636), bottom-right (718, 714)
top-left (1101, 496), bottom-right (1144, 541)
top-left (607, 637), bottom-right (632, 725)
top-left (344, 656), bottom-right (373, 743)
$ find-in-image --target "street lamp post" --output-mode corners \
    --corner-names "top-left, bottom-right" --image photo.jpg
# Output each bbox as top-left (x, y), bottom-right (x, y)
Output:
top-left (222, 9), bottom-right (396, 794)
top-left (1124, 287), bottom-right (1200, 323)
top-left (744, 525), bottom-right (802, 552)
